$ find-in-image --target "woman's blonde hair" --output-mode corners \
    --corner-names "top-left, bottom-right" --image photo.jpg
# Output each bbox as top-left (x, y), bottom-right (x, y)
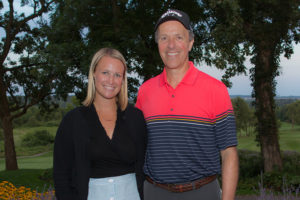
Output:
top-left (82, 48), bottom-right (128, 111)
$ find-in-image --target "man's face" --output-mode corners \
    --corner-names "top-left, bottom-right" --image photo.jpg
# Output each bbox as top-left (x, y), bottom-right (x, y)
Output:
top-left (157, 20), bottom-right (194, 70)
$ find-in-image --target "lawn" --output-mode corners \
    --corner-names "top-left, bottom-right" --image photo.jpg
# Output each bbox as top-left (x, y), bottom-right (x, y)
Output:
top-left (237, 122), bottom-right (300, 152)
top-left (0, 151), bottom-right (53, 171)
top-left (0, 126), bottom-right (57, 157)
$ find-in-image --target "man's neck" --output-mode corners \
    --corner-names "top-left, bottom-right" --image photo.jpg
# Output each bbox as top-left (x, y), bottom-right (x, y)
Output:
top-left (165, 62), bottom-right (190, 89)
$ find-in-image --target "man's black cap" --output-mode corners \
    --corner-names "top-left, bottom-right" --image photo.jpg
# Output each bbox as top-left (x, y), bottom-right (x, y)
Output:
top-left (154, 9), bottom-right (191, 31)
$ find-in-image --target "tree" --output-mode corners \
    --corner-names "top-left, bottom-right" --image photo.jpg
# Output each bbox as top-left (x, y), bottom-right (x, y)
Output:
top-left (286, 100), bottom-right (300, 128)
top-left (48, 0), bottom-right (226, 100)
top-left (232, 97), bottom-right (256, 136)
top-left (203, 0), bottom-right (300, 172)
top-left (0, 0), bottom-right (79, 170)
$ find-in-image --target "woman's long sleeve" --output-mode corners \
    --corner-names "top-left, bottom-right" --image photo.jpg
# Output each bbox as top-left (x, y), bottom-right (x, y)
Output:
top-left (135, 110), bottom-right (147, 200)
top-left (53, 116), bottom-right (76, 199)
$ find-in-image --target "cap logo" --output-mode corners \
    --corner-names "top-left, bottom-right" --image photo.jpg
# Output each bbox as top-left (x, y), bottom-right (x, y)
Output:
top-left (161, 10), bottom-right (182, 19)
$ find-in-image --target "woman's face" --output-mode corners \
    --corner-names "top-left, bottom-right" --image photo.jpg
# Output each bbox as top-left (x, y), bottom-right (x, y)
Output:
top-left (93, 56), bottom-right (125, 101)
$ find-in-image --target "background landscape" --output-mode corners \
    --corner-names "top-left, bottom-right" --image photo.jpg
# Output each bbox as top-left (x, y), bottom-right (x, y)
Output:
top-left (1, 95), bottom-right (300, 198)
top-left (1, 0), bottom-right (300, 199)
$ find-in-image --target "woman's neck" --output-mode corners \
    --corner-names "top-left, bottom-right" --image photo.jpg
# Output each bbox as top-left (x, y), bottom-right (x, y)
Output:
top-left (93, 97), bottom-right (117, 113)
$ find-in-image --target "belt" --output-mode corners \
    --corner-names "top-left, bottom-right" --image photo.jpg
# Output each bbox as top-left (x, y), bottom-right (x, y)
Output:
top-left (145, 175), bottom-right (217, 193)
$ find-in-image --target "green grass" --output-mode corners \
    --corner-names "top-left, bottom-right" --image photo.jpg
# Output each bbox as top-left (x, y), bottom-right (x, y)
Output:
top-left (0, 126), bottom-right (57, 157)
top-left (237, 122), bottom-right (300, 152)
top-left (0, 152), bottom-right (53, 192)
top-left (0, 151), bottom-right (53, 171)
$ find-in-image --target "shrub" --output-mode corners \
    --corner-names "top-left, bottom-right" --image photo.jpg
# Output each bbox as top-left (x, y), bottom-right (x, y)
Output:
top-left (22, 130), bottom-right (54, 147)
top-left (39, 169), bottom-right (53, 182)
top-left (282, 151), bottom-right (300, 174)
top-left (255, 173), bottom-right (300, 200)
top-left (238, 149), bottom-right (263, 179)
top-left (238, 149), bottom-right (300, 195)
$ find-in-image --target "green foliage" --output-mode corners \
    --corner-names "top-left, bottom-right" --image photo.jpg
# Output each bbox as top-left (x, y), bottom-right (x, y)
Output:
top-left (238, 150), bottom-right (300, 194)
top-left (48, 0), bottom-right (243, 101)
top-left (21, 130), bottom-right (54, 147)
top-left (39, 168), bottom-right (53, 182)
top-left (286, 100), bottom-right (300, 126)
top-left (262, 172), bottom-right (300, 192)
top-left (65, 96), bottom-right (81, 113)
top-left (206, 0), bottom-right (300, 172)
top-left (0, 0), bottom-right (74, 170)
top-left (232, 97), bottom-right (257, 136)
top-left (12, 104), bottom-right (70, 128)
top-left (282, 151), bottom-right (300, 174)
top-left (0, 169), bottom-right (53, 192)
top-left (277, 100), bottom-right (300, 127)
top-left (238, 150), bottom-right (263, 179)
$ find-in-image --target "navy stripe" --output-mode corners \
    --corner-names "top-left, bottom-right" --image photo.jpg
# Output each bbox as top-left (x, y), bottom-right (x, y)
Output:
top-left (144, 114), bottom-right (237, 183)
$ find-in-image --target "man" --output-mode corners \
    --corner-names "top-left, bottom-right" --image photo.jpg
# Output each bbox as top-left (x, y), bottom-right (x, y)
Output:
top-left (136, 9), bottom-right (239, 200)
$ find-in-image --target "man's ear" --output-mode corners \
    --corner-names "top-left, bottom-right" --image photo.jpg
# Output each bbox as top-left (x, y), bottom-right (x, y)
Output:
top-left (188, 38), bottom-right (194, 51)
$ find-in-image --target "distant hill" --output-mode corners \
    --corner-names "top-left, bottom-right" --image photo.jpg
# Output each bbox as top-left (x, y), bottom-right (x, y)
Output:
top-left (230, 95), bottom-right (300, 107)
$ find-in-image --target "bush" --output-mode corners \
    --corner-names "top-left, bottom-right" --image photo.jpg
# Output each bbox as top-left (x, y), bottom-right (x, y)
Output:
top-left (238, 149), bottom-right (263, 179)
top-left (39, 168), bottom-right (53, 182)
top-left (282, 151), bottom-right (300, 174)
top-left (238, 149), bottom-right (300, 194)
top-left (21, 130), bottom-right (54, 147)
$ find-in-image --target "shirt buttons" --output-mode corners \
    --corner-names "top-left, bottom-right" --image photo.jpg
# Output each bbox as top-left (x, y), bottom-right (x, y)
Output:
top-left (171, 94), bottom-right (175, 98)
top-left (108, 179), bottom-right (114, 183)
top-left (170, 108), bottom-right (173, 111)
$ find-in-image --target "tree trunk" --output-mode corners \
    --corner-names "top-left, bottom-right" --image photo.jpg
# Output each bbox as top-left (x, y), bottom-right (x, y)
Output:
top-left (253, 48), bottom-right (282, 172)
top-left (2, 117), bottom-right (18, 170)
top-left (260, 134), bottom-right (282, 172)
top-left (0, 69), bottom-right (18, 170)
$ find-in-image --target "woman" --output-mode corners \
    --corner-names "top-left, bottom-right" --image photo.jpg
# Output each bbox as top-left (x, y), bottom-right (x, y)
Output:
top-left (53, 48), bottom-right (147, 200)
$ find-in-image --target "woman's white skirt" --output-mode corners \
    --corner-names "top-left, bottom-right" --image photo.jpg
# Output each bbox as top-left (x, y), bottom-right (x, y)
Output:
top-left (88, 173), bottom-right (140, 200)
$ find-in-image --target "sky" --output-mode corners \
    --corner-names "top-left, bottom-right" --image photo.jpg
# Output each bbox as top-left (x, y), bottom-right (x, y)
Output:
top-left (198, 44), bottom-right (300, 97)
top-left (2, 1), bottom-right (300, 97)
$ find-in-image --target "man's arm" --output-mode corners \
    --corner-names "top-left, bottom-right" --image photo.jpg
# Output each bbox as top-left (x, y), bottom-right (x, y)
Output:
top-left (220, 146), bottom-right (239, 200)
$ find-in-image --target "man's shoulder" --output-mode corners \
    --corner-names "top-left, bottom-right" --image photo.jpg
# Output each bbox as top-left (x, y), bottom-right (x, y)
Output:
top-left (198, 70), bottom-right (222, 84)
top-left (197, 70), bottom-right (227, 90)
top-left (139, 74), bottom-right (161, 91)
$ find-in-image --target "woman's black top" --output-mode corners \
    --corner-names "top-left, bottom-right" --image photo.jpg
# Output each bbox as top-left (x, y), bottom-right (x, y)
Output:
top-left (89, 107), bottom-right (137, 178)
top-left (53, 104), bottom-right (147, 200)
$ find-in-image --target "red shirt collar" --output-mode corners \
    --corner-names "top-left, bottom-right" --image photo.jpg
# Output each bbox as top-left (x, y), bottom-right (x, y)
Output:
top-left (159, 61), bottom-right (198, 87)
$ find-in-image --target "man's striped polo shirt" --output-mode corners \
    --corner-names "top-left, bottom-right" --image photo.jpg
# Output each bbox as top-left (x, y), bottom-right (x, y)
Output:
top-left (136, 61), bottom-right (237, 184)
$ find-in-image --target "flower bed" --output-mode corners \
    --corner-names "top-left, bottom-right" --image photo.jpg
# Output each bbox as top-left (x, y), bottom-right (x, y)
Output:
top-left (0, 181), bottom-right (55, 200)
